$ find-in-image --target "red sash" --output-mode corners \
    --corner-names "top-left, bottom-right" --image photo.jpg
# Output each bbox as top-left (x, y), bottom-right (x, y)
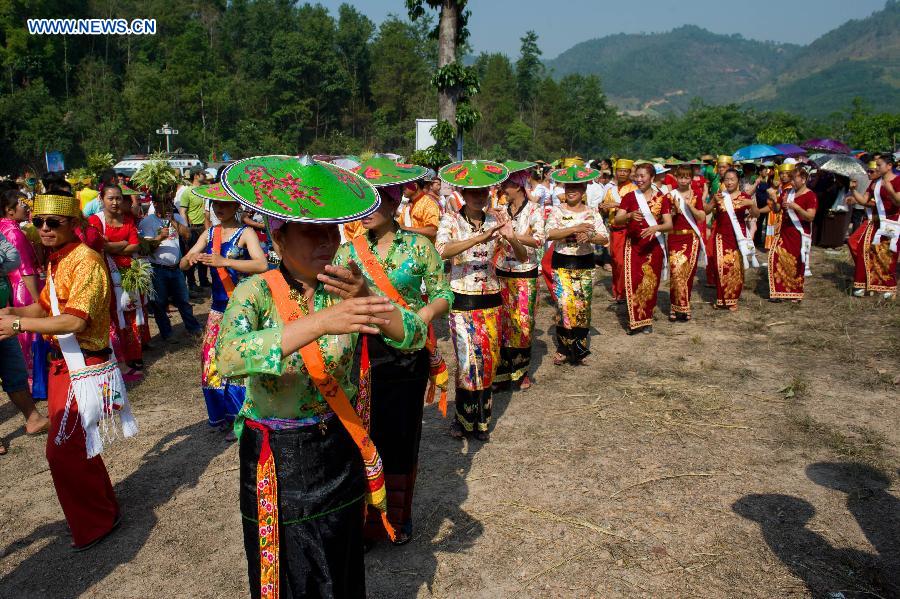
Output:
top-left (351, 236), bottom-right (449, 416)
top-left (211, 226), bottom-right (236, 297)
top-left (261, 270), bottom-right (394, 535)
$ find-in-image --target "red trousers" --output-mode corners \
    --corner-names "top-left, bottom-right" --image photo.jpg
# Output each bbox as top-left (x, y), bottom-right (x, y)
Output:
top-left (46, 355), bottom-right (120, 547)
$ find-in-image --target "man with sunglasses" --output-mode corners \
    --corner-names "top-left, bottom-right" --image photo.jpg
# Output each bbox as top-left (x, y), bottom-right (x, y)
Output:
top-left (0, 192), bottom-right (123, 550)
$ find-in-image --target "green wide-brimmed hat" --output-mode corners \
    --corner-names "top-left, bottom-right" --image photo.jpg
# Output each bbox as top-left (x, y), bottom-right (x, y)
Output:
top-left (221, 155), bottom-right (380, 223)
top-left (352, 156), bottom-right (427, 187)
top-left (438, 160), bottom-right (509, 188)
top-left (192, 182), bottom-right (237, 203)
top-left (120, 185), bottom-right (141, 196)
top-left (503, 160), bottom-right (536, 173)
top-left (550, 165), bottom-right (600, 184)
top-left (664, 156), bottom-right (682, 167)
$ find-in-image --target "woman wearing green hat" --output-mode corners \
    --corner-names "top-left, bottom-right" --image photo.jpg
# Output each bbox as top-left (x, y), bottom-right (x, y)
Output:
top-left (214, 156), bottom-right (427, 598)
top-left (436, 160), bottom-right (526, 441)
top-left (494, 164), bottom-right (544, 391)
top-left (334, 157), bottom-right (453, 545)
top-left (180, 183), bottom-right (268, 438)
top-left (546, 165), bottom-right (609, 363)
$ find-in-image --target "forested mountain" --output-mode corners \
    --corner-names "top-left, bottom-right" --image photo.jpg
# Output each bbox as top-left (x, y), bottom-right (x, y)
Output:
top-left (0, 1), bottom-right (895, 174)
top-left (545, 1), bottom-right (899, 115)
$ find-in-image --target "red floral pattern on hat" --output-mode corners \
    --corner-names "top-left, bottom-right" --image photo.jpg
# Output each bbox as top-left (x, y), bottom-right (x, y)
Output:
top-left (453, 167), bottom-right (470, 181)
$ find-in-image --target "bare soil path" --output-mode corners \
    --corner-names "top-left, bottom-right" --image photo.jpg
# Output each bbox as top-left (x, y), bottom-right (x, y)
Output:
top-left (1, 246), bottom-right (897, 598)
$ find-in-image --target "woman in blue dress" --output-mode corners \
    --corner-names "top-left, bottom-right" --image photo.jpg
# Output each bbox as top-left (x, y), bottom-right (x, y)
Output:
top-left (181, 184), bottom-right (268, 439)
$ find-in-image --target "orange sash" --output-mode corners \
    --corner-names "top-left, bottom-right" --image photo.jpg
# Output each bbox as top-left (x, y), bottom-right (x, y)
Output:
top-left (351, 236), bottom-right (449, 416)
top-left (211, 226), bottom-right (236, 297)
top-left (260, 270), bottom-right (395, 540)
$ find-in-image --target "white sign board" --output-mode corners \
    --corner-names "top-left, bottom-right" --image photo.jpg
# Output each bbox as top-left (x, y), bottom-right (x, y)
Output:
top-left (415, 118), bottom-right (438, 151)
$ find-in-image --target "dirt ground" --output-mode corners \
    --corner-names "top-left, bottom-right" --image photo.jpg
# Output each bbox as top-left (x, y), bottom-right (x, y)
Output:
top-left (1, 245), bottom-right (898, 599)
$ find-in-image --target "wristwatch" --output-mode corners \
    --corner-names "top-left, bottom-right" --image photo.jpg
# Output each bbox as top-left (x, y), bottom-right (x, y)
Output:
top-left (11, 319), bottom-right (22, 334)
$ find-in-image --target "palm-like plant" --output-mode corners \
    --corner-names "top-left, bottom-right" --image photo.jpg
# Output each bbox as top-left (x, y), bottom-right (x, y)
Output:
top-left (130, 151), bottom-right (179, 202)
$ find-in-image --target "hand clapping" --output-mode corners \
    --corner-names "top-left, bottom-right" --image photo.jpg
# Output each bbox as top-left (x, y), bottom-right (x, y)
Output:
top-left (318, 260), bottom-right (370, 299)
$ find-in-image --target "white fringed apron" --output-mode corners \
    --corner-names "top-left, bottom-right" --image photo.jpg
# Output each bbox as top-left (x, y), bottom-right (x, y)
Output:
top-left (48, 267), bottom-right (138, 459)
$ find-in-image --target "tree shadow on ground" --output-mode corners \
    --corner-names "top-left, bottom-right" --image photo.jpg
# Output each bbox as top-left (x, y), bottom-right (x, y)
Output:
top-left (0, 421), bottom-right (224, 598)
top-left (733, 462), bottom-right (900, 598)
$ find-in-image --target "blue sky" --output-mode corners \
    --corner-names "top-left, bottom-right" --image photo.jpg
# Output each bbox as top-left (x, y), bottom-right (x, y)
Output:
top-left (315, 0), bottom-right (887, 58)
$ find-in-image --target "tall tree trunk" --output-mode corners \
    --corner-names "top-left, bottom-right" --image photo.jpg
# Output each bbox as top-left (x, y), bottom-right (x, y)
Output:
top-left (437, 0), bottom-right (458, 125)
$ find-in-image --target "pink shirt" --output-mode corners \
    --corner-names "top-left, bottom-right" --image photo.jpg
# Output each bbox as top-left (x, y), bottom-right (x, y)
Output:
top-left (0, 218), bottom-right (40, 306)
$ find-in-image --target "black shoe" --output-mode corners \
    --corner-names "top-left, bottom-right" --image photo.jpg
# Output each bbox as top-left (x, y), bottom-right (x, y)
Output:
top-left (72, 514), bottom-right (121, 552)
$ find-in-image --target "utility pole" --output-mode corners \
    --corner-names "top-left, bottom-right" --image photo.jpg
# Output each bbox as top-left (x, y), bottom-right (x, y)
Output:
top-left (155, 123), bottom-right (179, 154)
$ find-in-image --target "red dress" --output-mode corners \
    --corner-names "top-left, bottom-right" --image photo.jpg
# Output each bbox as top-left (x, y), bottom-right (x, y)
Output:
top-left (88, 214), bottom-right (146, 363)
top-left (768, 189), bottom-right (817, 300)
top-left (620, 190), bottom-right (671, 329)
top-left (848, 177), bottom-right (900, 293)
top-left (713, 192), bottom-right (752, 308)
top-left (667, 190), bottom-right (705, 315)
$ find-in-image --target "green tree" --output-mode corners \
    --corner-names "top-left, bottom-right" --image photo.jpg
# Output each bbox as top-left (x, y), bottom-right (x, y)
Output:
top-left (844, 98), bottom-right (900, 150)
top-left (470, 53), bottom-right (517, 154)
top-left (515, 30), bottom-right (543, 122)
top-left (336, 4), bottom-right (375, 139)
top-left (370, 18), bottom-right (435, 152)
top-left (505, 120), bottom-right (533, 159)
top-left (557, 74), bottom-right (615, 155)
top-left (0, 79), bottom-right (73, 173)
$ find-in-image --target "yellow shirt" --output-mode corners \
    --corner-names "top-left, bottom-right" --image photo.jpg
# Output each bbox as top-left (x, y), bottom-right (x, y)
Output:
top-left (39, 242), bottom-right (111, 352)
top-left (602, 182), bottom-right (637, 227)
top-left (342, 220), bottom-right (366, 242)
top-left (398, 193), bottom-right (441, 230)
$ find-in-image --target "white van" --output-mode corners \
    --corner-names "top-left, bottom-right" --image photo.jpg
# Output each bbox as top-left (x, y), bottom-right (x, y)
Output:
top-left (113, 153), bottom-right (204, 177)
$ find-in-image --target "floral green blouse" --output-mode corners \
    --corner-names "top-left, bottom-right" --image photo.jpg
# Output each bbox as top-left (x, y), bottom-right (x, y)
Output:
top-left (332, 229), bottom-right (454, 311)
top-left (215, 272), bottom-right (427, 438)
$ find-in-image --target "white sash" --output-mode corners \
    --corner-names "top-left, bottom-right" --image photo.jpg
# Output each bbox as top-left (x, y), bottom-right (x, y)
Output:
top-left (871, 180), bottom-right (900, 253)
top-left (96, 213), bottom-right (143, 327)
top-left (785, 190), bottom-right (813, 276)
top-left (402, 200), bottom-right (413, 228)
top-left (609, 186), bottom-right (622, 206)
top-left (722, 192), bottom-right (759, 269)
top-left (47, 266), bottom-right (137, 458)
top-left (633, 189), bottom-right (669, 280)
top-left (672, 190), bottom-right (707, 267)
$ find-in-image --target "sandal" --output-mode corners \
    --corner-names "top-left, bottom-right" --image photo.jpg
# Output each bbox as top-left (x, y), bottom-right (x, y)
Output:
top-left (669, 313), bottom-right (677, 322)
top-left (475, 430), bottom-right (490, 442)
top-left (0, 438), bottom-right (7, 456)
top-left (391, 522), bottom-right (413, 546)
top-left (518, 375), bottom-right (533, 390)
top-left (449, 421), bottom-right (465, 440)
top-left (553, 353), bottom-right (566, 366)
